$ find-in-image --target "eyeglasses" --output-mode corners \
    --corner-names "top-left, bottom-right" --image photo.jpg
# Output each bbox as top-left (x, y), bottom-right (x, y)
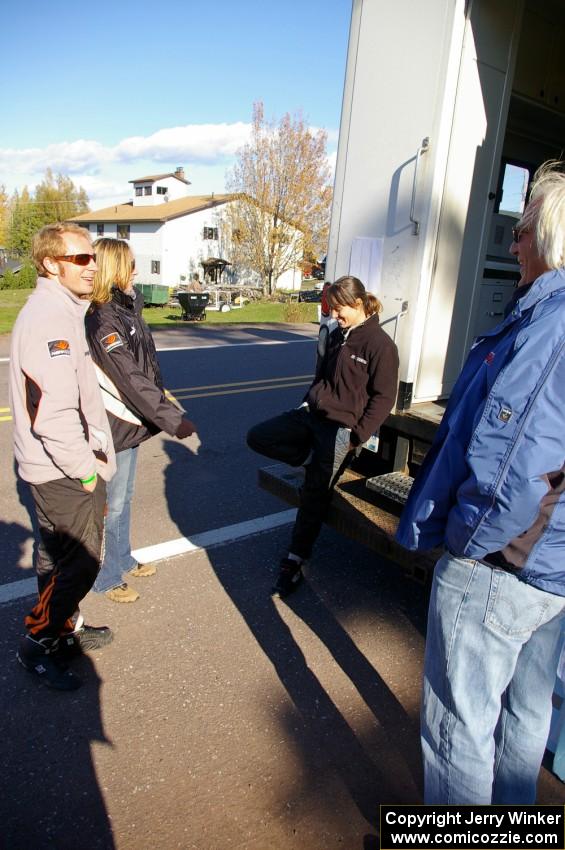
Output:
top-left (512, 227), bottom-right (529, 243)
top-left (53, 253), bottom-right (96, 266)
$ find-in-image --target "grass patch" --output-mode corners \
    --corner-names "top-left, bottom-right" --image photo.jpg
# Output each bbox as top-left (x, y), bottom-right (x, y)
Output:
top-left (0, 290), bottom-right (318, 335)
top-left (0, 289), bottom-right (32, 335)
top-left (144, 299), bottom-right (318, 327)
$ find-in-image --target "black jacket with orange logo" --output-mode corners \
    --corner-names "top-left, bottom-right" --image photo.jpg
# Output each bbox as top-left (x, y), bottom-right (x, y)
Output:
top-left (85, 287), bottom-right (184, 452)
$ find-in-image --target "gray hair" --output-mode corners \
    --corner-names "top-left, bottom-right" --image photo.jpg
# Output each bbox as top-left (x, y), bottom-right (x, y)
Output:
top-left (521, 161), bottom-right (565, 269)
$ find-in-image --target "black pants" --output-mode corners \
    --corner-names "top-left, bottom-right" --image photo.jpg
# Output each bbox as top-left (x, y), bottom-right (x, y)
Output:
top-left (247, 407), bottom-right (354, 559)
top-left (25, 477), bottom-right (107, 641)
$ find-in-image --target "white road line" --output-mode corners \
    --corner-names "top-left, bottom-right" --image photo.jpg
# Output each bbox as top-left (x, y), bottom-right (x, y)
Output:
top-left (0, 337), bottom-right (316, 364)
top-left (0, 509), bottom-right (296, 605)
top-left (156, 338), bottom-right (316, 352)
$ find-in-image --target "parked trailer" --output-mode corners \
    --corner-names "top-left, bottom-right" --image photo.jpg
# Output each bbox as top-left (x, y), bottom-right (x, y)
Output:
top-left (260, 0), bottom-right (565, 768)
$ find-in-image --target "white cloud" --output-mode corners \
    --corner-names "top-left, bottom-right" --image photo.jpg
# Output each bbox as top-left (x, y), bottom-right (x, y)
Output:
top-left (0, 121), bottom-right (339, 208)
top-left (115, 123), bottom-right (251, 164)
top-left (0, 140), bottom-right (111, 178)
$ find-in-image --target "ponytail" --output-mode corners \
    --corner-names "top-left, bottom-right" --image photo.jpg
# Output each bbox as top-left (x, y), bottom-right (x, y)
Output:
top-left (364, 291), bottom-right (383, 317)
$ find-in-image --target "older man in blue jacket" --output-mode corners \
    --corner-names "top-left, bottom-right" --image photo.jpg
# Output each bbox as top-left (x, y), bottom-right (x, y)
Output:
top-left (396, 161), bottom-right (565, 805)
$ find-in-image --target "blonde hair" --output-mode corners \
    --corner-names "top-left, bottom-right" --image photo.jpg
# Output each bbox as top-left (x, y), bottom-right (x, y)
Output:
top-left (520, 160), bottom-right (565, 269)
top-left (91, 238), bottom-right (135, 305)
top-left (32, 222), bottom-right (92, 275)
top-left (326, 275), bottom-right (382, 317)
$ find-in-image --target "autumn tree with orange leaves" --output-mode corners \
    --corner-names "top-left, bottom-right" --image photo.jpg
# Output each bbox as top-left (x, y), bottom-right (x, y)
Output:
top-left (226, 102), bottom-right (332, 295)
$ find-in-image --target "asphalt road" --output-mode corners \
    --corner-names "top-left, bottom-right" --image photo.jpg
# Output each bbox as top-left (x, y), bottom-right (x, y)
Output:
top-left (0, 324), bottom-right (564, 850)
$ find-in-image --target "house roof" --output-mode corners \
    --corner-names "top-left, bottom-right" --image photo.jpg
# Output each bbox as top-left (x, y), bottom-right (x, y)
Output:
top-left (71, 194), bottom-right (235, 224)
top-left (128, 171), bottom-right (191, 185)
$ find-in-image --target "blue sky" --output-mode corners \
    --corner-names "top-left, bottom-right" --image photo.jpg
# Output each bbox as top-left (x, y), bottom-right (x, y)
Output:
top-left (2, 0), bottom-right (352, 208)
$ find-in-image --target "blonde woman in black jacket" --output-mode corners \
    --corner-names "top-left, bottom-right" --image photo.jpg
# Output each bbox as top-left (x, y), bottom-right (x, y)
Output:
top-left (86, 238), bottom-right (197, 602)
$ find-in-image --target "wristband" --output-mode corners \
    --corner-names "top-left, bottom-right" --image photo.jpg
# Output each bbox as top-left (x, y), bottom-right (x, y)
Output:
top-left (80, 473), bottom-right (97, 485)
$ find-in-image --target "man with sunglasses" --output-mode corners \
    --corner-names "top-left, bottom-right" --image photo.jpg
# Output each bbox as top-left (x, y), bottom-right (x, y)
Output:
top-left (9, 222), bottom-right (116, 691)
top-left (397, 161), bottom-right (565, 804)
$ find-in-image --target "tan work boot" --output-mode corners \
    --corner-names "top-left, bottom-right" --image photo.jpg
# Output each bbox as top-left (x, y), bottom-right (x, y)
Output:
top-left (128, 563), bottom-right (157, 578)
top-left (105, 583), bottom-right (140, 603)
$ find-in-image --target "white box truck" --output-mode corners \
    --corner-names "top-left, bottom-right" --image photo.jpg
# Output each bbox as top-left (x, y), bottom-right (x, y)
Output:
top-left (260, 0), bottom-right (565, 575)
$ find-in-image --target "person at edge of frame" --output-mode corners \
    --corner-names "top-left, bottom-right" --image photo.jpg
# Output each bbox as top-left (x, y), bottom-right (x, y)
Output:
top-left (247, 274), bottom-right (399, 597)
top-left (396, 159), bottom-right (565, 805)
top-left (10, 222), bottom-right (117, 691)
top-left (85, 238), bottom-right (198, 603)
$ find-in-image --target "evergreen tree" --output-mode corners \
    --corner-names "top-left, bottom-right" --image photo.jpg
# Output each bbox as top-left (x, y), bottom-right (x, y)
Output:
top-left (6, 171), bottom-right (90, 258)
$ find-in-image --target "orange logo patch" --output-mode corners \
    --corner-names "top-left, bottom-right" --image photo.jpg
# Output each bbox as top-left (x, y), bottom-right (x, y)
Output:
top-left (48, 339), bottom-right (71, 357)
top-left (101, 332), bottom-right (124, 353)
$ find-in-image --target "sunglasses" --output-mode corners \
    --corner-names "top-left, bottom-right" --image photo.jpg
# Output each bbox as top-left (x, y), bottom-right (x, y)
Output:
top-left (53, 253), bottom-right (96, 266)
top-left (511, 227), bottom-right (529, 243)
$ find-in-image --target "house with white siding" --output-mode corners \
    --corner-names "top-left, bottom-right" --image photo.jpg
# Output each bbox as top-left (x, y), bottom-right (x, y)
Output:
top-left (72, 167), bottom-right (302, 291)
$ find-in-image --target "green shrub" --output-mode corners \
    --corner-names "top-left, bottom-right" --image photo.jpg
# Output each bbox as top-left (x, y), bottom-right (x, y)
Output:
top-left (0, 263), bottom-right (37, 290)
top-left (282, 301), bottom-right (316, 323)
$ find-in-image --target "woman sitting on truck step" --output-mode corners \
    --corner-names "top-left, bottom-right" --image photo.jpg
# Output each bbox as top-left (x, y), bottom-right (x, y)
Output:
top-left (247, 274), bottom-right (399, 597)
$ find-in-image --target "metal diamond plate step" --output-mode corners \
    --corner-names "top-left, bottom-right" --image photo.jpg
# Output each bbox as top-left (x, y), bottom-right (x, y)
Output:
top-left (366, 471), bottom-right (414, 505)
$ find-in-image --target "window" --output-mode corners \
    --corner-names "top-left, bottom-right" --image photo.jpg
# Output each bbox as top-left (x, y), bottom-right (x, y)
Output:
top-left (135, 187), bottom-right (142, 197)
top-left (156, 186), bottom-right (167, 195)
top-left (151, 261), bottom-right (160, 274)
top-left (495, 159), bottom-right (533, 217)
top-left (117, 224), bottom-right (130, 240)
top-left (97, 224), bottom-right (104, 237)
top-left (144, 186), bottom-right (152, 196)
top-left (203, 226), bottom-right (218, 240)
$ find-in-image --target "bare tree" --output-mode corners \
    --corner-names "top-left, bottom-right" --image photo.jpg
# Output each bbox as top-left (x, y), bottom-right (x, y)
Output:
top-left (226, 102), bottom-right (332, 295)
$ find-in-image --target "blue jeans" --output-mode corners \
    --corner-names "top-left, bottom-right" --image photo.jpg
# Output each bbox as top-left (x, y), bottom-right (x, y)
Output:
top-left (422, 551), bottom-right (565, 804)
top-left (93, 447), bottom-right (138, 593)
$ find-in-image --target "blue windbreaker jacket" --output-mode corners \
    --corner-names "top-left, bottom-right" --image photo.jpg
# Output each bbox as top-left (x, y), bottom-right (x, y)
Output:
top-left (396, 268), bottom-right (565, 596)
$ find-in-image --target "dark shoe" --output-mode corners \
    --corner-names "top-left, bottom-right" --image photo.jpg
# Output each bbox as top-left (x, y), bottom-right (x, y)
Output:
top-left (58, 624), bottom-right (114, 658)
top-left (17, 636), bottom-right (82, 691)
top-left (272, 558), bottom-right (304, 598)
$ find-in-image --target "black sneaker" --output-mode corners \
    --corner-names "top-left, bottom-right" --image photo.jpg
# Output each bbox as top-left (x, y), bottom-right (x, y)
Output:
top-left (17, 636), bottom-right (82, 691)
top-left (272, 558), bottom-right (304, 598)
top-left (58, 624), bottom-right (114, 658)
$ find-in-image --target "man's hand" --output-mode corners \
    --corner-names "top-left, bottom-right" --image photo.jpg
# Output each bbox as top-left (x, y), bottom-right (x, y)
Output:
top-left (80, 472), bottom-right (97, 492)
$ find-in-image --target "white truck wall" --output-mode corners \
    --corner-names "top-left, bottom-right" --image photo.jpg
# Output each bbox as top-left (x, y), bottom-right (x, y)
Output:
top-left (327, 0), bottom-right (466, 399)
top-left (328, 0), bottom-right (525, 405)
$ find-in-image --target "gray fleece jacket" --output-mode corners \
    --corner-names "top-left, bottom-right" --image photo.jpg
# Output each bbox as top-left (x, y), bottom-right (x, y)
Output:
top-left (10, 276), bottom-right (116, 485)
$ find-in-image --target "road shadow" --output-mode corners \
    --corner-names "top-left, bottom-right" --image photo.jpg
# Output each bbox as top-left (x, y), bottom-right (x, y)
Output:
top-left (0, 517), bottom-right (35, 586)
top-left (0, 598), bottom-right (115, 850)
top-left (0, 463), bottom-right (37, 584)
top-left (163, 440), bottom-right (426, 835)
top-left (150, 322), bottom-right (319, 351)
